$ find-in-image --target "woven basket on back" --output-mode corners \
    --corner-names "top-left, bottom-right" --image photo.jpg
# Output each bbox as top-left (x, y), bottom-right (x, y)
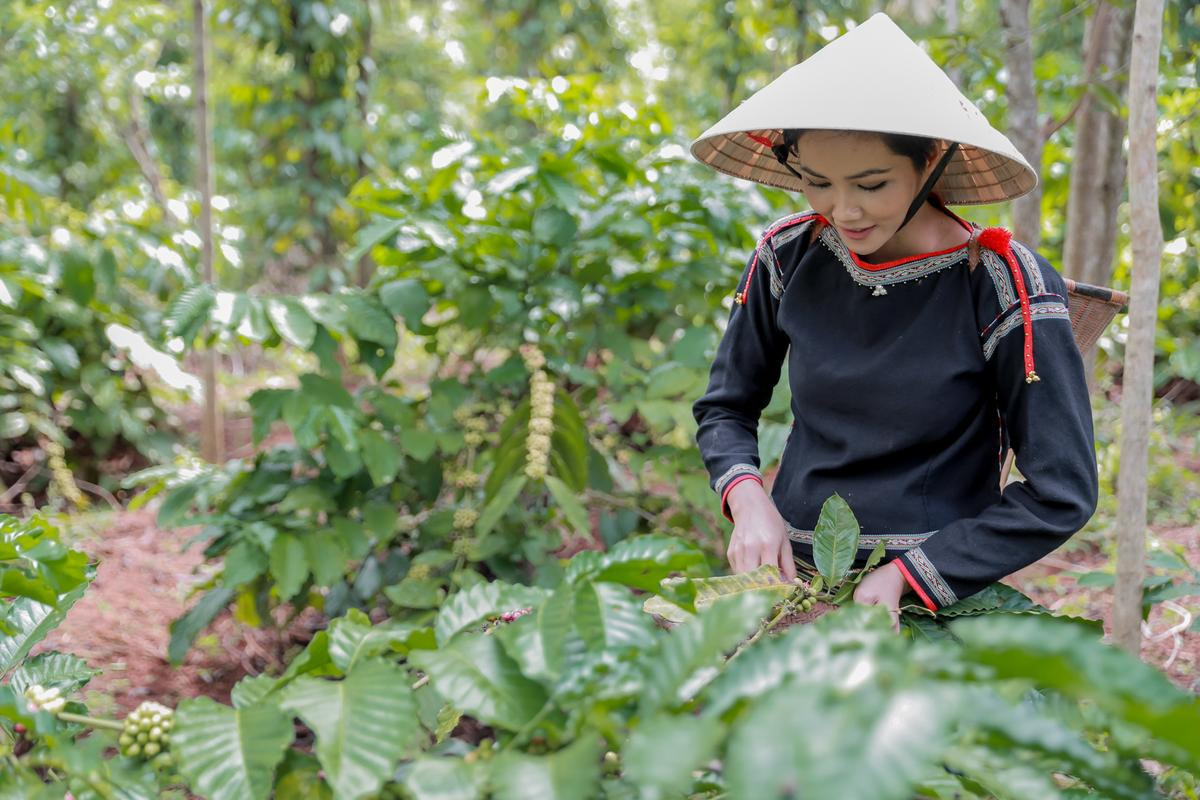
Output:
top-left (1064, 278), bottom-right (1130, 353)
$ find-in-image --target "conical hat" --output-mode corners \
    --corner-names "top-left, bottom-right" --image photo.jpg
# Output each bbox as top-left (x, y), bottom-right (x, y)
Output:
top-left (690, 13), bottom-right (1036, 205)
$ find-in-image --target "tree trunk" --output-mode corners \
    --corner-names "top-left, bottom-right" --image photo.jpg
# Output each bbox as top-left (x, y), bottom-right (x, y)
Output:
top-left (1060, 2), bottom-right (1133, 387)
top-left (193, 0), bottom-right (223, 463)
top-left (1112, 0), bottom-right (1164, 656)
top-left (999, 0), bottom-right (1041, 248)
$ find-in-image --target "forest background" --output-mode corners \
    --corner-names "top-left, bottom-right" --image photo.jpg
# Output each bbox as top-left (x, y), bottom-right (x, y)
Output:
top-left (1, 0), bottom-right (1199, 797)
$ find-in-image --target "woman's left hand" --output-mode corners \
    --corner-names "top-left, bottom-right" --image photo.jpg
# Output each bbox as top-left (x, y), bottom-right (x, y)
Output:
top-left (853, 561), bottom-right (909, 633)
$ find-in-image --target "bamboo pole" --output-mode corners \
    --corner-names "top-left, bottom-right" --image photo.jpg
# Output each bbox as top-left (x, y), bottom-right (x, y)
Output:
top-left (1111, 0), bottom-right (1165, 655)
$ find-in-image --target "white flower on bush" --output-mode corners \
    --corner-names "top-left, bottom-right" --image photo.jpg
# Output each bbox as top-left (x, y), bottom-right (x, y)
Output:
top-left (24, 684), bottom-right (66, 714)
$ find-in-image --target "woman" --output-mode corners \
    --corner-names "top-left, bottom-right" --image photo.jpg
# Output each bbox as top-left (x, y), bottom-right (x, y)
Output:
top-left (690, 14), bottom-right (1098, 630)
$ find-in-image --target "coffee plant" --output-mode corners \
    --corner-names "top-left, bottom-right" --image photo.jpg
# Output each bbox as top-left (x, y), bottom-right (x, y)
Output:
top-left (4, 509), bottom-right (1199, 799)
top-left (0, 240), bottom-right (178, 501)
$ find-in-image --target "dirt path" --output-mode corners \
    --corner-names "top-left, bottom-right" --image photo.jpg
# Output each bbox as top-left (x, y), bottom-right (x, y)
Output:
top-left (35, 509), bottom-right (312, 717)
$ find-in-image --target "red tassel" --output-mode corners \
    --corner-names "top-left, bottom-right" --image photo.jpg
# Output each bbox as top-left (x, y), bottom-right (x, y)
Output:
top-left (978, 227), bottom-right (1039, 383)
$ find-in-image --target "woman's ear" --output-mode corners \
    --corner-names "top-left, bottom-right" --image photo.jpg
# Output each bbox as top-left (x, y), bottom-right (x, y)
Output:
top-left (926, 141), bottom-right (947, 175)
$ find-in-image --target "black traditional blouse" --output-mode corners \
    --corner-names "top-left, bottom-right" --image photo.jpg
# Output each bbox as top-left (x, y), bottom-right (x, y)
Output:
top-left (692, 209), bottom-right (1098, 610)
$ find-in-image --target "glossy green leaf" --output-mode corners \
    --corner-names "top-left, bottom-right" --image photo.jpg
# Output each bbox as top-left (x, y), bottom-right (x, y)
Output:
top-left (640, 592), bottom-right (772, 714)
top-left (270, 534), bottom-right (309, 601)
top-left (328, 609), bottom-right (426, 673)
top-left (494, 585), bottom-right (578, 682)
top-left (164, 284), bottom-right (216, 342)
top-left (812, 493), bottom-right (859, 585)
top-left (408, 632), bottom-right (548, 731)
top-left (624, 713), bottom-right (724, 798)
top-left (281, 659), bottom-right (419, 800)
top-left (434, 581), bottom-right (550, 645)
top-left (266, 296), bottom-right (317, 349)
top-left (566, 535), bottom-right (707, 592)
top-left (726, 682), bottom-right (951, 800)
top-left (359, 428), bottom-right (401, 486)
top-left (379, 278), bottom-right (430, 330)
top-left (173, 695), bottom-right (294, 800)
top-left (0, 583), bottom-right (88, 677)
top-left (952, 614), bottom-right (1200, 771)
top-left (476, 475), bottom-right (527, 537)
top-left (402, 428), bottom-right (438, 461)
top-left (403, 757), bottom-right (485, 800)
top-left (168, 586), bottom-right (235, 665)
top-left (574, 581), bottom-right (656, 651)
top-left (545, 475), bottom-right (590, 537)
top-left (491, 734), bottom-right (603, 800)
top-left (9, 651), bottom-right (97, 696)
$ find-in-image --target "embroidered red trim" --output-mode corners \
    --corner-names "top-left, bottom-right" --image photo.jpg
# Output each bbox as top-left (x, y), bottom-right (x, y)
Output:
top-left (746, 132), bottom-right (775, 148)
top-left (893, 558), bottom-right (938, 612)
top-left (836, 209), bottom-right (974, 272)
top-left (720, 474), bottom-right (763, 523)
top-left (736, 212), bottom-right (821, 306)
top-left (978, 227), bottom-right (1039, 383)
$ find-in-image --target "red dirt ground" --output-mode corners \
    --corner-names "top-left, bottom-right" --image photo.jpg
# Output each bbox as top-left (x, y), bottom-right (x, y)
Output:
top-left (34, 509), bottom-right (319, 717)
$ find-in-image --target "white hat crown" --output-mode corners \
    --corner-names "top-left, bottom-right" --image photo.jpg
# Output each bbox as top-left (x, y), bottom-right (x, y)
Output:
top-left (690, 13), bottom-right (1036, 205)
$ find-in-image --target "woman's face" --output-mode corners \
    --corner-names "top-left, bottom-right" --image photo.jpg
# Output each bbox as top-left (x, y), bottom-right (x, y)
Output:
top-left (793, 131), bottom-right (932, 256)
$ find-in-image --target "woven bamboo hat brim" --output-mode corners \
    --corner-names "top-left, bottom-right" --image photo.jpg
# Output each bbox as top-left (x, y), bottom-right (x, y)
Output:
top-left (691, 13), bottom-right (1037, 205)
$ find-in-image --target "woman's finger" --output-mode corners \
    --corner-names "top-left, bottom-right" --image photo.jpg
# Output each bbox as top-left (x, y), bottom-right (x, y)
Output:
top-left (778, 540), bottom-right (797, 581)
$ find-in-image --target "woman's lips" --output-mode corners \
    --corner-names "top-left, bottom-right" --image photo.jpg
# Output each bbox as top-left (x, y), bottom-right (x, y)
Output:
top-left (839, 225), bottom-right (876, 241)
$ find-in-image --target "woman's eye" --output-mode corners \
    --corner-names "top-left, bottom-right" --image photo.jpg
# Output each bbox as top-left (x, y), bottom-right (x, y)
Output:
top-left (805, 180), bottom-right (831, 189)
top-left (859, 181), bottom-right (888, 191)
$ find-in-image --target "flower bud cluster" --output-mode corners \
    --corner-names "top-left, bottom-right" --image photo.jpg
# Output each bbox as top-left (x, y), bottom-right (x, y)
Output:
top-left (453, 509), bottom-right (479, 530)
top-left (518, 344), bottom-right (546, 371)
top-left (408, 563), bottom-right (434, 581)
top-left (119, 701), bottom-right (174, 767)
top-left (525, 359), bottom-right (555, 481)
top-left (451, 536), bottom-right (475, 558)
top-left (24, 684), bottom-right (66, 714)
top-left (453, 470), bottom-right (481, 489)
top-left (44, 439), bottom-right (86, 507)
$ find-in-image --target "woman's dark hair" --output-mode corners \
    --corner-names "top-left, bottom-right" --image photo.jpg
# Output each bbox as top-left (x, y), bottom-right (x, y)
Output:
top-left (780, 129), bottom-right (939, 172)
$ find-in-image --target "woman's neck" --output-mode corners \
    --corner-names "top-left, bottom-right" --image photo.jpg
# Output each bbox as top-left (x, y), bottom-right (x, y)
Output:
top-left (861, 202), bottom-right (971, 263)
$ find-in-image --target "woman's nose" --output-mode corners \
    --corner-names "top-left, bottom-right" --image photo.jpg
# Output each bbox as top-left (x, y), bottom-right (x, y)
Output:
top-left (835, 194), bottom-right (863, 221)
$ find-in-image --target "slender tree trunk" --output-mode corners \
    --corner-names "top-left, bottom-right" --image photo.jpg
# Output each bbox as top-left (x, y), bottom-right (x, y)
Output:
top-left (1060, 2), bottom-right (1133, 387)
top-left (356, 5), bottom-right (376, 289)
top-left (1112, 0), bottom-right (1164, 656)
top-left (193, 0), bottom-right (223, 463)
top-left (999, 0), bottom-right (1042, 248)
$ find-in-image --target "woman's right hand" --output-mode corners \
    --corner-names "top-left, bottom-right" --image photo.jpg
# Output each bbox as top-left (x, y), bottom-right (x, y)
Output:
top-left (725, 480), bottom-right (796, 581)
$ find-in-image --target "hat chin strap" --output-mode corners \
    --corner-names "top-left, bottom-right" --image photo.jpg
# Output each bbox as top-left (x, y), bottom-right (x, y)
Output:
top-left (771, 140), bottom-right (960, 232)
top-left (897, 141), bottom-right (959, 231)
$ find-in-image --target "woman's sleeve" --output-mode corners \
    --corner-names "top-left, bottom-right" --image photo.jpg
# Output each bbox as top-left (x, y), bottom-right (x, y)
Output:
top-left (692, 235), bottom-right (792, 523)
top-left (892, 246), bottom-right (1099, 610)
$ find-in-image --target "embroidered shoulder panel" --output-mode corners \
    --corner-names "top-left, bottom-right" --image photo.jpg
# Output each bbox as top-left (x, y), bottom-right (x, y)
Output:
top-left (757, 212), bottom-right (819, 300)
top-left (981, 298), bottom-right (1070, 360)
top-left (818, 226), bottom-right (968, 290)
top-left (1011, 241), bottom-right (1049, 295)
top-left (979, 249), bottom-right (1016, 310)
